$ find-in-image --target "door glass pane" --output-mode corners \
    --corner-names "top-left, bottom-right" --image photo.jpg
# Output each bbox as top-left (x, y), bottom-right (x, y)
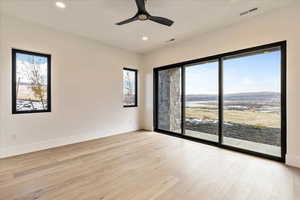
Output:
top-left (185, 60), bottom-right (219, 142)
top-left (157, 68), bottom-right (182, 133)
top-left (222, 47), bottom-right (281, 157)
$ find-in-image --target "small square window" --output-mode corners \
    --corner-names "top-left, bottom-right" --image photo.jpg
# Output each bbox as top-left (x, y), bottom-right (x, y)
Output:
top-left (123, 68), bottom-right (138, 107)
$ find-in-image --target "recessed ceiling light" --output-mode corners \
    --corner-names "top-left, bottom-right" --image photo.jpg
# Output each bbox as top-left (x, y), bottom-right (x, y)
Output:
top-left (56, 2), bottom-right (66, 9)
top-left (142, 36), bottom-right (149, 41)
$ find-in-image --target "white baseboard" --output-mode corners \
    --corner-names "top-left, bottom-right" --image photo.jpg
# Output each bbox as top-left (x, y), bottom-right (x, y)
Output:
top-left (286, 154), bottom-right (300, 168)
top-left (0, 129), bottom-right (139, 159)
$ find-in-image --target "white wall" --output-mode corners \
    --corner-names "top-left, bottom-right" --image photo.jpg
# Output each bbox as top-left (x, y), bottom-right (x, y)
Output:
top-left (0, 16), bottom-right (142, 158)
top-left (140, 4), bottom-right (300, 168)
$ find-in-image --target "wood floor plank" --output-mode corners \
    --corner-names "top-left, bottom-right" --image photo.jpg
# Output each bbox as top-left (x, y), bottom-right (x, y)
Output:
top-left (0, 131), bottom-right (299, 200)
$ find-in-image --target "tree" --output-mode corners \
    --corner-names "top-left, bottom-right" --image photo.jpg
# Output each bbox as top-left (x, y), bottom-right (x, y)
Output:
top-left (29, 64), bottom-right (46, 109)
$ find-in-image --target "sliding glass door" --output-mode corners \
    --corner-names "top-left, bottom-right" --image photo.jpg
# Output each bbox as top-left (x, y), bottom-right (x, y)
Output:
top-left (184, 60), bottom-right (219, 142)
top-left (154, 41), bottom-right (286, 162)
top-left (222, 48), bottom-right (282, 157)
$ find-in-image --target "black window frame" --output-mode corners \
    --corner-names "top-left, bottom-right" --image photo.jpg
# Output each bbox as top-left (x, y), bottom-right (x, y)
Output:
top-left (12, 48), bottom-right (52, 114)
top-left (153, 41), bottom-right (287, 163)
top-left (123, 68), bottom-right (138, 108)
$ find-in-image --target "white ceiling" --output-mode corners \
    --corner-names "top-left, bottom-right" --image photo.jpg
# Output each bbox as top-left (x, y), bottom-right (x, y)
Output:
top-left (0, 0), bottom-right (296, 53)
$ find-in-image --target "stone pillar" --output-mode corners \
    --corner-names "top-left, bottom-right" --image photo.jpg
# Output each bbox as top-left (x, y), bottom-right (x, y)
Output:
top-left (158, 68), bottom-right (181, 132)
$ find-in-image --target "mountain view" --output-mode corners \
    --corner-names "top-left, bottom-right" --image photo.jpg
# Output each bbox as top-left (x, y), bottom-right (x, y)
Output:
top-left (186, 92), bottom-right (280, 102)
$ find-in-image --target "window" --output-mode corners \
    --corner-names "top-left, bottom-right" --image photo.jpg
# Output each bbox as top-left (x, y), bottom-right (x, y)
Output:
top-left (222, 47), bottom-right (282, 157)
top-left (154, 41), bottom-right (286, 162)
top-left (123, 68), bottom-right (138, 107)
top-left (185, 60), bottom-right (219, 142)
top-left (12, 49), bottom-right (51, 114)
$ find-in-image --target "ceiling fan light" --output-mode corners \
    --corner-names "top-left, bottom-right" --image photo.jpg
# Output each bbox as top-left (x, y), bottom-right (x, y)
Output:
top-left (138, 14), bottom-right (148, 21)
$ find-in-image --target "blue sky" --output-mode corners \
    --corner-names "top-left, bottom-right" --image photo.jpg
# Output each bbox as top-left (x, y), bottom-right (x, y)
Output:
top-left (17, 53), bottom-right (47, 65)
top-left (185, 50), bottom-right (281, 95)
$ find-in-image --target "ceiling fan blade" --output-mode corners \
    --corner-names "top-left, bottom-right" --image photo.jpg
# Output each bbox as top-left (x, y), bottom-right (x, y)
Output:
top-left (135, 0), bottom-right (146, 12)
top-left (116, 16), bottom-right (138, 25)
top-left (149, 16), bottom-right (174, 26)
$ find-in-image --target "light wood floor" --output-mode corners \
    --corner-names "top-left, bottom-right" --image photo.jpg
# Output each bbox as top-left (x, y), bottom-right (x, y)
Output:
top-left (0, 131), bottom-right (299, 200)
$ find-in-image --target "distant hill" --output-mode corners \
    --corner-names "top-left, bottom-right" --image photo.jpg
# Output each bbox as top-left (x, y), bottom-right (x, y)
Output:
top-left (186, 92), bottom-right (280, 102)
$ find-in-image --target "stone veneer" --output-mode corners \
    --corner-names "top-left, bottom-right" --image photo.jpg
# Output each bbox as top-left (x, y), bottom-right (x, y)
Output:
top-left (158, 68), bottom-right (181, 132)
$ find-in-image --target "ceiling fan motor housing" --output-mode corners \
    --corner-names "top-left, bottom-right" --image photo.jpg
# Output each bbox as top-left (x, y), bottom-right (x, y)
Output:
top-left (138, 14), bottom-right (148, 21)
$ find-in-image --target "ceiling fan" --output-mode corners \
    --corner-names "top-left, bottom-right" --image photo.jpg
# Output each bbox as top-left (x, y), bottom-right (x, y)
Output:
top-left (116, 0), bottom-right (174, 27)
